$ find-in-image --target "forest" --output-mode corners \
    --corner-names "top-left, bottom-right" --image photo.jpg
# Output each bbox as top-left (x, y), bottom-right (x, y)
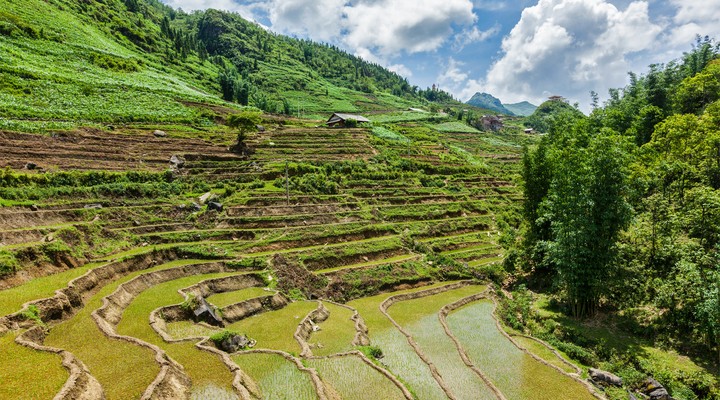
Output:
top-left (505, 36), bottom-right (720, 398)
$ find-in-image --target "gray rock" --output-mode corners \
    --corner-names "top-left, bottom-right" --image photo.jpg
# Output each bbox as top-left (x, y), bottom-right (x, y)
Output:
top-left (589, 368), bottom-right (623, 387)
top-left (169, 155), bottom-right (185, 168)
top-left (256, 125), bottom-right (265, 132)
top-left (207, 202), bottom-right (223, 212)
top-left (198, 191), bottom-right (216, 205)
top-left (30, 204), bottom-right (39, 211)
top-left (219, 333), bottom-right (256, 353)
top-left (193, 297), bottom-right (222, 326)
top-left (643, 378), bottom-right (672, 400)
top-left (190, 202), bottom-right (202, 212)
top-left (153, 130), bottom-right (167, 137)
top-left (84, 204), bottom-right (103, 209)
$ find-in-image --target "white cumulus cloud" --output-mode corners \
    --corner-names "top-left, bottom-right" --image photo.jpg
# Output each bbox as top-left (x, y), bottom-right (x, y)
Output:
top-left (480, 0), bottom-right (661, 108)
top-left (268, 0), bottom-right (346, 42)
top-left (342, 0), bottom-right (477, 57)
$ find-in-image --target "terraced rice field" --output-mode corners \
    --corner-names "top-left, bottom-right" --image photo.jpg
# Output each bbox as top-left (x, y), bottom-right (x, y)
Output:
top-left (0, 121), bottom-right (597, 398)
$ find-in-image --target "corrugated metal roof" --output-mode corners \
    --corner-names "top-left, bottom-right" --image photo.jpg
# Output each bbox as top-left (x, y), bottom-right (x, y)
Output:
top-left (326, 113), bottom-right (370, 123)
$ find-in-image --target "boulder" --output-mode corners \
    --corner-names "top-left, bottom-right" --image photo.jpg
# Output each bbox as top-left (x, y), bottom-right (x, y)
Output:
top-left (190, 202), bottom-right (202, 212)
top-left (169, 155), bottom-right (185, 168)
top-left (198, 191), bottom-right (216, 205)
top-left (589, 368), bottom-right (623, 387)
top-left (25, 162), bottom-right (38, 170)
top-left (256, 125), bottom-right (265, 132)
top-left (30, 204), bottom-right (39, 211)
top-left (207, 202), bottom-right (223, 212)
top-left (84, 204), bottom-right (103, 209)
top-left (193, 297), bottom-right (222, 326)
top-left (642, 378), bottom-right (672, 400)
top-left (219, 333), bottom-right (256, 353)
top-left (153, 129), bottom-right (167, 137)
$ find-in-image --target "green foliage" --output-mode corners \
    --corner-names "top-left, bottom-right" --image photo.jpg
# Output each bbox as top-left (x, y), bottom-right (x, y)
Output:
top-left (209, 330), bottom-right (243, 347)
top-left (89, 52), bottom-right (141, 72)
top-left (180, 294), bottom-right (199, 313)
top-left (228, 111), bottom-right (262, 146)
top-left (286, 288), bottom-right (306, 301)
top-left (0, 249), bottom-right (19, 276)
top-left (524, 99), bottom-right (585, 133)
top-left (498, 286), bottom-right (535, 332)
top-left (20, 305), bottom-right (44, 326)
top-left (358, 345), bottom-right (384, 360)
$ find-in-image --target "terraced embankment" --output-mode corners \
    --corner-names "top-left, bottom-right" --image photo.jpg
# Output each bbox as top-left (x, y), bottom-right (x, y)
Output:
top-left (0, 119), bottom-right (599, 398)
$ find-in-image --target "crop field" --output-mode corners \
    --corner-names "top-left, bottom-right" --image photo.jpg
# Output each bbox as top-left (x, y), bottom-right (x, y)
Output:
top-left (0, 104), bottom-right (605, 399)
top-left (447, 300), bottom-right (597, 400)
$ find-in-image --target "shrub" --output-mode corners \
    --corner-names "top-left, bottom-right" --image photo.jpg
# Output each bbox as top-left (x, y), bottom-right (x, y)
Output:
top-left (359, 345), bottom-right (384, 360)
top-left (0, 249), bottom-right (19, 276)
top-left (210, 330), bottom-right (238, 346)
top-left (20, 305), bottom-right (44, 326)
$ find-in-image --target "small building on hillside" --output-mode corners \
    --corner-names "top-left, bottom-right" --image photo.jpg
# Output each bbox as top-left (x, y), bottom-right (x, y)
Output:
top-left (326, 113), bottom-right (370, 128)
top-left (480, 115), bottom-right (504, 132)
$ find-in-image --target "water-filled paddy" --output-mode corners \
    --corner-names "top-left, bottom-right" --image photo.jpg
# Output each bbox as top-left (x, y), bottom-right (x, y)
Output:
top-left (233, 352), bottom-right (318, 400)
top-left (447, 300), bottom-right (596, 400)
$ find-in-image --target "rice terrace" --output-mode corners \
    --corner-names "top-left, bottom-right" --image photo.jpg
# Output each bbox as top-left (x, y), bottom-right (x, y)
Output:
top-left (2, 0), bottom-right (720, 399)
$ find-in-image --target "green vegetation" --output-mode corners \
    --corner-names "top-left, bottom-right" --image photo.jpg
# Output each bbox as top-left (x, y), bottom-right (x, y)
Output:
top-left (232, 352), bottom-right (318, 399)
top-left (307, 302), bottom-right (356, 356)
top-left (0, 332), bottom-right (67, 400)
top-left (504, 37), bottom-right (720, 399)
top-left (8, 0), bottom-right (717, 397)
top-left (116, 272), bottom-right (239, 397)
top-left (308, 356), bottom-right (407, 400)
top-left (448, 300), bottom-right (596, 400)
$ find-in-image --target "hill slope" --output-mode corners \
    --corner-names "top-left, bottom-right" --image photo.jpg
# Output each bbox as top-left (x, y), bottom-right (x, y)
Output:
top-left (0, 0), bottom-right (429, 131)
top-left (466, 92), bottom-right (514, 115)
top-left (503, 101), bottom-right (537, 117)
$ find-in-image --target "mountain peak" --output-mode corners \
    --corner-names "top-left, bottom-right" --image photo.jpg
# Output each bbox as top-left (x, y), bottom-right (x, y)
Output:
top-left (466, 92), bottom-right (514, 115)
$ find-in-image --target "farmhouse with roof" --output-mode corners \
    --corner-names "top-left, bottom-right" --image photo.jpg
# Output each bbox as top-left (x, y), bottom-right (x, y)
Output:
top-left (326, 113), bottom-right (370, 128)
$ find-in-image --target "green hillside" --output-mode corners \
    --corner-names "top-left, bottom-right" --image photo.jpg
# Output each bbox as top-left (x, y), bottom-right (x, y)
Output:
top-left (0, 0), bottom-right (443, 132)
top-left (1, 1), bottom-right (718, 400)
top-left (466, 92), bottom-right (514, 115)
top-left (503, 101), bottom-right (537, 117)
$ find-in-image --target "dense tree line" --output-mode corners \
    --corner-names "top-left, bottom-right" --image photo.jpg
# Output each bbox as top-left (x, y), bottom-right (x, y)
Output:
top-left (514, 37), bottom-right (720, 366)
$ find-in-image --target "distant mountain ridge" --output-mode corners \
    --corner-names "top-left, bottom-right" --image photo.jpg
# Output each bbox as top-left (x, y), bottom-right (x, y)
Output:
top-left (466, 92), bottom-right (514, 115)
top-left (503, 101), bottom-right (537, 116)
top-left (465, 92), bottom-right (538, 116)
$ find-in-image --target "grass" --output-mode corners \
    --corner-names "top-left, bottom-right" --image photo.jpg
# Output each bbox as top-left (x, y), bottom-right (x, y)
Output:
top-left (447, 299), bottom-right (596, 400)
top-left (232, 352), bottom-right (318, 400)
top-left (307, 302), bottom-right (356, 356)
top-left (43, 259), bottom-right (210, 400)
top-left (387, 284), bottom-right (497, 400)
top-left (0, 331), bottom-right (67, 400)
top-left (316, 253), bottom-right (418, 274)
top-left (116, 272), bottom-right (241, 397)
top-left (207, 287), bottom-right (270, 308)
top-left (0, 261), bottom-right (103, 316)
top-left (512, 335), bottom-right (578, 374)
top-left (432, 121), bottom-right (480, 134)
top-left (308, 356), bottom-right (406, 400)
top-left (225, 301), bottom-right (318, 354)
top-left (166, 321), bottom-right (219, 339)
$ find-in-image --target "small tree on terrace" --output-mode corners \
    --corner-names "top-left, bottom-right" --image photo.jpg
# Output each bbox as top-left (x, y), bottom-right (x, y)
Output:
top-left (228, 111), bottom-right (262, 154)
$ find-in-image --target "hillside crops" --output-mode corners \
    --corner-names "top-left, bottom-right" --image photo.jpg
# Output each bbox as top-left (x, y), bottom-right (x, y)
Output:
top-left (0, 113), bottom-right (604, 399)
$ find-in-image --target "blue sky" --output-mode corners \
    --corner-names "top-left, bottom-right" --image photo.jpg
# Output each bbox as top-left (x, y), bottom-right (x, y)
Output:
top-left (161, 0), bottom-right (720, 111)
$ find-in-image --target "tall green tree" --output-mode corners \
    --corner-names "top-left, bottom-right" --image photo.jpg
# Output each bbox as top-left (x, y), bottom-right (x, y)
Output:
top-left (547, 132), bottom-right (632, 318)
